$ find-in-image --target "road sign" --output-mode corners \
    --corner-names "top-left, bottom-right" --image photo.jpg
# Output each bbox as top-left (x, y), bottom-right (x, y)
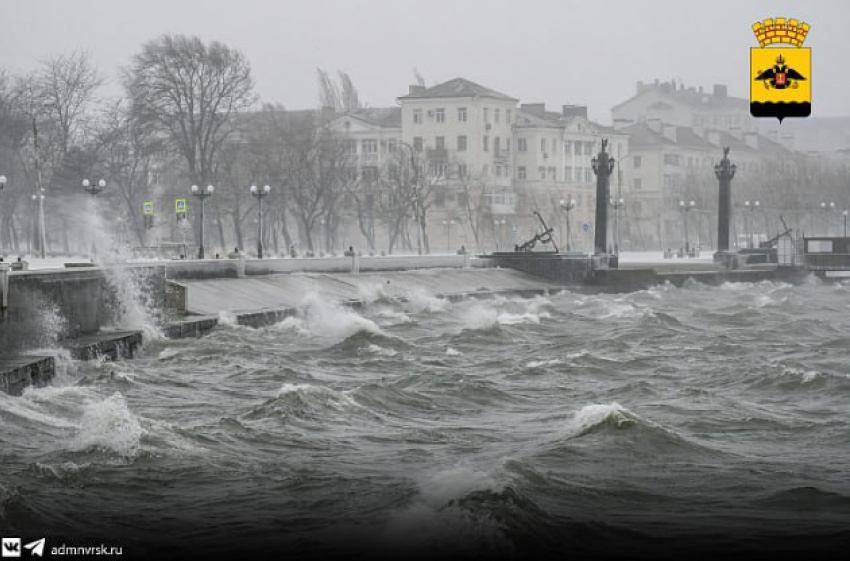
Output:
top-left (143, 201), bottom-right (153, 215)
top-left (175, 198), bottom-right (187, 214)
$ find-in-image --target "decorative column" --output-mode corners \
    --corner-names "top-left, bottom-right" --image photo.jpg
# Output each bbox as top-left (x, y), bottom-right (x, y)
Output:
top-left (713, 147), bottom-right (736, 252)
top-left (592, 139), bottom-right (616, 255)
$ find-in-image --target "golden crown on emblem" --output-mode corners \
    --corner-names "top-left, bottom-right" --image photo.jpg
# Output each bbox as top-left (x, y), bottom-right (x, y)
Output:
top-left (752, 18), bottom-right (810, 47)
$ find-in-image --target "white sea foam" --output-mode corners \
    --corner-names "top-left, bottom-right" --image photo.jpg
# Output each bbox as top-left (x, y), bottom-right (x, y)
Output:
top-left (217, 310), bottom-right (240, 326)
top-left (566, 402), bottom-right (634, 436)
top-left (405, 288), bottom-right (451, 313)
top-left (446, 347), bottom-right (463, 356)
top-left (524, 358), bottom-right (562, 368)
top-left (365, 344), bottom-right (398, 357)
top-left (299, 292), bottom-right (384, 339)
top-left (358, 283), bottom-right (391, 304)
top-left (70, 393), bottom-right (144, 457)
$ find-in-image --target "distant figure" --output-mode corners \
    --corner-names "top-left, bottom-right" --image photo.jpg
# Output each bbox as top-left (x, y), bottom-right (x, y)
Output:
top-left (290, 245), bottom-right (297, 258)
top-left (457, 245), bottom-right (467, 255)
top-left (227, 247), bottom-right (240, 259)
top-left (514, 244), bottom-right (520, 252)
top-left (344, 245), bottom-right (355, 257)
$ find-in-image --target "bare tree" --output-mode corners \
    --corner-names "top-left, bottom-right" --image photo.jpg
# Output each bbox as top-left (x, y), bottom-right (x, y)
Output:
top-left (125, 34), bottom-right (256, 190)
top-left (39, 50), bottom-right (103, 158)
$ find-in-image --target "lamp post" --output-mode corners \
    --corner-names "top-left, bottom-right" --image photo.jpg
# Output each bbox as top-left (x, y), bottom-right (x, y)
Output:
top-left (843, 209), bottom-right (848, 237)
top-left (250, 185), bottom-right (271, 258)
top-left (713, 148), bottom-right (736, 254)
top-left (442, 219), bottom-right (455, 253)
top-left (679, 200), bottom-right (696, 254)
top-left (744, 200), bottom-right (760, 248)
top-left (493, 218), bottom-right (506, 251)
top-left (31, 189), bottom-right (46, 259)
top-left (591, 139), bottom-right (616, 255)
top-left (559, 198), bottom-right (576, 252)
top-left (191, 184), bottom-right (214, 259)
top-left (82, 178), bottom-right (107, 258)
top-left (820, 201), bottom-right (835, 236)
top-left (609, 196), bottom-right (625, 255)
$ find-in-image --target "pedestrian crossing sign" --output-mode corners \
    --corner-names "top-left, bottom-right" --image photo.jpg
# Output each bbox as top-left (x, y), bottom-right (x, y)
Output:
top-left (175, 198), bottom-right (187, 214)
top-left (143, 201), bottom-right (153, 215)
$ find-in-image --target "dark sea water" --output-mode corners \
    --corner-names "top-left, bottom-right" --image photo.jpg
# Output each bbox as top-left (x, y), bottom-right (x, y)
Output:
top-left (2, 278), bottom-right (850, 559)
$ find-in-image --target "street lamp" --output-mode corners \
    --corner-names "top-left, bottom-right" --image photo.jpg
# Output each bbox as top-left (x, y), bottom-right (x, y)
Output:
top-left (559, 198), bottom-right (576, 252)
top-left (679, 200), bottom-right (696, 254)
top-left (744, 200), bottom-right (760, 248)
top-left (31, 189), bottom-right (46, 259)
top-left (82, 178), bottom-right (106, 197)
top-left (820, 201), bottom-right (835, 236)
top-left (493, 218), bottom-right (506, 251)
top-left (191, 184), bottom-right (214, 259)
top-left (250, 184), bottom-right (271, 259)
top-left (442, 219), bottom-right (455, 253)
top-left (843, 209), bottom-right (849, 238)
top-left (609, 196), bottom-right (625, 255)
top-left (82, 179), bottom-right (107, 258)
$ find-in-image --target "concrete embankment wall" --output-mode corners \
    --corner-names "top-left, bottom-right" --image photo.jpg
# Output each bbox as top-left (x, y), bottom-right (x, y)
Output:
top-left (164, 254), bottom-right (482, 280)
top-left (0, 265), bottom-right (167, 353)
top-left (183, 268), bottom-right (559, 316)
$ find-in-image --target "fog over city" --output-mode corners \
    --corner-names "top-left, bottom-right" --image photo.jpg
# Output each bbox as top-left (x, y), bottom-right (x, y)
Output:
top-left (2, 0), bottom-right (849, 121)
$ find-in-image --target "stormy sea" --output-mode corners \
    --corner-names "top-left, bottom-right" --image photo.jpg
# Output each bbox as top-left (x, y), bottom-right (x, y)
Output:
top-left (2, 278), bottom-right (849, 559)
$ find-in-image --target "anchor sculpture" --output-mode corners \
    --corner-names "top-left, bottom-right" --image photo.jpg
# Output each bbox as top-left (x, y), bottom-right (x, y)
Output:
top-left (515, 211), bottom-right (560, 253)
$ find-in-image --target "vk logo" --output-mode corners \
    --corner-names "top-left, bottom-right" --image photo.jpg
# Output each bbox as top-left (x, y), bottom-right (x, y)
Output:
top-left (1, 537), bottom-right (20, 558)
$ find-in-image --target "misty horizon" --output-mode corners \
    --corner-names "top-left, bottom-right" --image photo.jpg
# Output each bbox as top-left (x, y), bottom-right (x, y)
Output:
top-left (2, 0), bottom-right (850, 123)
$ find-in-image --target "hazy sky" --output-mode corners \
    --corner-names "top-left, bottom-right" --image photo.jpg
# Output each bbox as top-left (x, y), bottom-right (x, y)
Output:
top-left (1, 0), bottom-right (847, 123)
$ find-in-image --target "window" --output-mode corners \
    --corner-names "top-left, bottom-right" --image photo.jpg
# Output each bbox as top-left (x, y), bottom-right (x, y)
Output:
top-left (344, 140), bottom-right (357, 154)
top-left (458, 107), bottom-right (467, 122)
top-left (387, 139), bottom-right (397, 153)
top-left (506, 138), bottom-right (511, 152)
top-left (539, 166), bottom-right (546, 180)
top-left (362, 139), bottom-right (378, 154)
top-left (496, 165), bottom-right (503, 178)
top-left (576, 194), bottom-right (583, 207)
top-left (430, 163), bottom-right (447, 177)
top-left (457, 135), bottom-right (467, 152)
top-left (494, 137), bottom-right (501, 154)
top-left (565, 166), bottom-right (573, 182)
top-left (518, 166), bottom-right (527, 180)
top-left (495, 108), bottom-right (501, 123)
top-left (548, 167), bottom-right (556, 180)
top-left (457, 193), bottom-right (468, 207)
top-left (435, 108), bottom-right (445, 123)
top-left (518, 138), bottom-right (527, 152)
top-left (413, 137), bottom-right (423, 151)
top-left (633, 178), bottom-right (642, 190)
top-left (435, 189), bottom-right (445, 207)
top-left (413, 109), bottom-right (422, 124)
top-left (564, 141), bottom-right (572, 154)
top-left (458, 164), bottom-right (468, 178)
top-left (484, 107), bottom-right (489, 122)
top-left (506, 109), bottom-right (512, 124)
top-left (663, 174), bottom-right (677, 188)
top-left (541, 138), bottom-right (547, 153)
top-left (574, 143), bottom-right (582, 156)
top-left (483, 135), bottom-right (489, 152)
top-left (584, 142), bottom-right (593, 155)
top-left (663, 153), bottom-right (680, 166)
top-left (435, 136), bottom-right (445, 150)
top-left (362, 166), bottom-right (379, 181)
top-left (345, 167), bottom-right (358, 181)
top-left (585, 168), bottom-right (593, 182)
top-left (633, 155), bottom-right (642, 169)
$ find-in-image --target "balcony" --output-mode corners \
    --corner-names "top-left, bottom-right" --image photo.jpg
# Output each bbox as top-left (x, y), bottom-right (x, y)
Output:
top-left (427, 148), bottom-right (448, 162)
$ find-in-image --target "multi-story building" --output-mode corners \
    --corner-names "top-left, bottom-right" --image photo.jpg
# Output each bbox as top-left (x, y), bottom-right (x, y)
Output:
top-left (613, 80), bottom-right (758, 134)
top-left (622, 118), bottom-right (796, 250)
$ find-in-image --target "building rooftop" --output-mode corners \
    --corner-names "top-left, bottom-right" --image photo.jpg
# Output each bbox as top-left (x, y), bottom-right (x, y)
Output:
top-left (613, 80), bottom-right (749, 113)
top-left (397, 77), bottom-right (518, 101)
top-left (345, 107), bottom-right (401, 128)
